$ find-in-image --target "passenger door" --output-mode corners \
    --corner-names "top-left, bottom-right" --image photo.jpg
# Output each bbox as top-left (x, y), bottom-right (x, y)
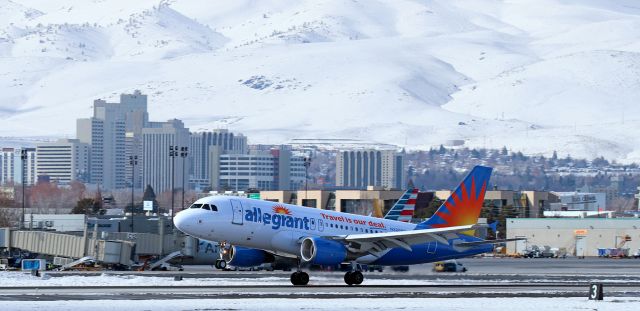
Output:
top-left (230, 199), bottom-right (243, 225)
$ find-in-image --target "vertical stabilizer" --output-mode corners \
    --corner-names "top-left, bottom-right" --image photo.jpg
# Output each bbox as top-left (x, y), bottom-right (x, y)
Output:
top-left (417, 166), bottom-right (492, 229)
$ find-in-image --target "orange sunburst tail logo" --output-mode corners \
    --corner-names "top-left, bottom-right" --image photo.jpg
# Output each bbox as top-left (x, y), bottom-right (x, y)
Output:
top-left (418, 166), bottom-right (492, 230)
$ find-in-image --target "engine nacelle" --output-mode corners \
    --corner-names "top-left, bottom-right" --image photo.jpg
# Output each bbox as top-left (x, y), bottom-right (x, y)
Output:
top-left (222, 246), bottom-right (275, 267)
top-left (300, 237), bottom-right (347, 266)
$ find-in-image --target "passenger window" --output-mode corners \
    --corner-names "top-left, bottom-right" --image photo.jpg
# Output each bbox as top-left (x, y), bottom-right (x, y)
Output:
top-left (210, 205), bottom-right (218, 211)
top-left (202, 204), bottom-right (211, 211)
top-left (190, 204), bottom-right (202, 209)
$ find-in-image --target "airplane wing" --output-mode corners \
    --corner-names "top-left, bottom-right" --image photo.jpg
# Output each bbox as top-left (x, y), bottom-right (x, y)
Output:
top-left (452, 238), bottom-right (526, 248)
top-left (325, 224), bottom-right (480, 255)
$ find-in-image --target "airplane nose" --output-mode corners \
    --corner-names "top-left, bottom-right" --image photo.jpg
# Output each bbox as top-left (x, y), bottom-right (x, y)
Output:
top-left (173, 210), bottom-right (191, 233)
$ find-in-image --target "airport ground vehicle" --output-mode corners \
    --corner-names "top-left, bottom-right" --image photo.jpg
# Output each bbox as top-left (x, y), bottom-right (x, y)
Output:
top-left (391, 266), bottom-right (410, 272)
top-left (151, 262), bottom-right (184, 271)
top-left (433, 260), bottom-right (467, 272)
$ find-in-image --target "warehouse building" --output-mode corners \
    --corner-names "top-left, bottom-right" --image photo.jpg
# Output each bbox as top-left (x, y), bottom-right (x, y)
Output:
top-left (506, 218), bottom-right (640, 257)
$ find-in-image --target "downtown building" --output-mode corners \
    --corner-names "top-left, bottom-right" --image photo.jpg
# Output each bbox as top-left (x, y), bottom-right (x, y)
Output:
top-left (189, 129), bottom-right (248, 190)
top-left (76, 90), bottom-right (148, 190)
top-left (0, 147), bottom-right (36, 186)
top-left (335, 149), bottom-right (405, 190)
top-left (208, 146), bottom-right (305, 191)
top-left (35, 139), bottom-right (90, 185)
top-left (141, 119), bottom-right (190, 196)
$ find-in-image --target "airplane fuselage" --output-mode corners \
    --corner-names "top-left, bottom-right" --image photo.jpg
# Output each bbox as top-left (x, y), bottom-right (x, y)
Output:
top-left (174, 196), bottom-right (492, 265)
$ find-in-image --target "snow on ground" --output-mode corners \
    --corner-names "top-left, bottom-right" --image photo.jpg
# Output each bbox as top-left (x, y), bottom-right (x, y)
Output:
top-left (4, 298), bottom-right (640, 311)
top-left (2, 0), bottom-right (640, 161)
top-left (2, 271), bottom-right (640, 287)
top-left (1, 271), bottom-right (443, 286)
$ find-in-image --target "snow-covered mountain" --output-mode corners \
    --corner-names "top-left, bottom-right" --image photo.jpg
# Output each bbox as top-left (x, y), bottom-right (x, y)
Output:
top-left (2, 0), bottom-right (640, 162)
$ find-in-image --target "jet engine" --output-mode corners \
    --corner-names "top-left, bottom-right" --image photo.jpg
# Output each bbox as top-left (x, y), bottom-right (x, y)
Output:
top-left (222, 245), bottom-right (275, 267)
top-left (300, 237), bottom-right (347, 266)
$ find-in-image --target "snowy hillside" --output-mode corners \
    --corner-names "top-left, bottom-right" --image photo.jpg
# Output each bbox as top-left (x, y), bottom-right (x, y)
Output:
top-left (1, 0), bottom-right (640, 162)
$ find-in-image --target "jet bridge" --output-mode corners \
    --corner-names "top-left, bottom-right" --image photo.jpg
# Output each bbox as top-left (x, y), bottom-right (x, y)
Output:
top-left (0, 228), bottom-right (196, 267)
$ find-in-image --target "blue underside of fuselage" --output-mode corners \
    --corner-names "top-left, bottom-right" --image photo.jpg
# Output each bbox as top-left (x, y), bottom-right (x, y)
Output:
top-left (371, 235), bottom-right (494, 266)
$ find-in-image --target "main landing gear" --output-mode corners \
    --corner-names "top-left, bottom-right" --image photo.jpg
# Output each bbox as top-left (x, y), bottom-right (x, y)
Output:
top-left (290, 271), bottom-right (310, 286)
top-left (290, 258), bottom-right (310, 286)
top-left (344, 263), bottom-right (364, 286)
top-left (344, 271), bottom-right (364, 286)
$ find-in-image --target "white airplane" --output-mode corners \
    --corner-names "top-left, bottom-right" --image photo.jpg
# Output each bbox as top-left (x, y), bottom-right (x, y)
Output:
top-left (174, 166), bottom-right (514, 285)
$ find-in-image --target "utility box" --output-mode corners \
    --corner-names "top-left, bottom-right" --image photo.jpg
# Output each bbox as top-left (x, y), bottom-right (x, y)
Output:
top-left (21, 259), bottom-right (47, 271)
top-left (99, 241), bottom-right (124, 264)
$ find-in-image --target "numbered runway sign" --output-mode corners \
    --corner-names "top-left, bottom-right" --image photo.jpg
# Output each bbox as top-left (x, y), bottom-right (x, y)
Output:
top-left (589, 283), bottom-right (603, 300)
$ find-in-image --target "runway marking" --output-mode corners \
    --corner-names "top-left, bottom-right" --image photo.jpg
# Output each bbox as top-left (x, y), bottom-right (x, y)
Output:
top-left (2, 283), bottom-right (640, 290)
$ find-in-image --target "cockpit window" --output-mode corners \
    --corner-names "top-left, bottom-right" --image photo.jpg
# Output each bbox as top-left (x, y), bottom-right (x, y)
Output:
top-left (190, 204), bottom-right (203, 209)
top-left (210, 205), bottom-right (218, 211)
top-left (202, 204), bottom-right (211, 211)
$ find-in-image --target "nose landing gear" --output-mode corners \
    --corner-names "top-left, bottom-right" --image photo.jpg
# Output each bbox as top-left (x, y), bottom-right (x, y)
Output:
top-left (214, 259), bottom-right (227, 270)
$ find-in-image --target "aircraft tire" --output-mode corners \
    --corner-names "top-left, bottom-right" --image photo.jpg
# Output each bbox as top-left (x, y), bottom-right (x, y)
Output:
top-left (290, 272), bottom-right (299, 285)
top-left (344, 272), bottom-right (354, 286)
top-left (351, 271), bottom-right (364, 285)
top-left (298, 272), bottom-right (309, 285)
top-left (290, 272), bottom-right (309, 286)
top-left (219, 260), bottom-right (227, 269)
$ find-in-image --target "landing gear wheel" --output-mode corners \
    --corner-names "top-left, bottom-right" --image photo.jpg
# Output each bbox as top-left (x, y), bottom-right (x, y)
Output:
top-left (290, 271), bottom-right (310, 286)
top-left (344, 271), bottom-right (354, 285)
top-left (344, 271), bottom-right (364, 286)
top-left (351, 271), bottom-right (364, 285)
top-left (214, 260), bottom-right (227, 270)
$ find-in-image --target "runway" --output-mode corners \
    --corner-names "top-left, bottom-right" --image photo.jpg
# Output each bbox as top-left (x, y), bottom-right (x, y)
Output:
top-left (1, 283), bottom-right (639, 300)
top-left (1, 258), bottom-right (640, 308)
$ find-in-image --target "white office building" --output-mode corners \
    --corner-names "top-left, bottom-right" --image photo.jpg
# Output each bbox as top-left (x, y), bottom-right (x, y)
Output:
top-left (209, 147), bottom-right (305, 191)
top-left (35, 139), bottom-right (90, 185)
top-left (0, 147), bottom-right (36, 186)
top-left (335, 149), bottom-right (405, 189)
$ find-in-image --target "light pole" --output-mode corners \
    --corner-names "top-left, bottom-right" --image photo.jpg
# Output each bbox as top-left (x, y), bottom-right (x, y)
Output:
top-left (180, 146), bottom-right (188, 210)
top-left (303, 156), bottom-right (311, 207)
top-left (169, 145), bottom-right (177, 226)
top-left (20, 149), bottom-right (27, 229)
top-left (129, 155), bottom-right (137, 232)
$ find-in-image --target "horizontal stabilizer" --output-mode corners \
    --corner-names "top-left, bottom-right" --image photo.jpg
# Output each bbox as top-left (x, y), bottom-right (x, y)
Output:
top-left (453, 238), bottom-right (526, 248)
